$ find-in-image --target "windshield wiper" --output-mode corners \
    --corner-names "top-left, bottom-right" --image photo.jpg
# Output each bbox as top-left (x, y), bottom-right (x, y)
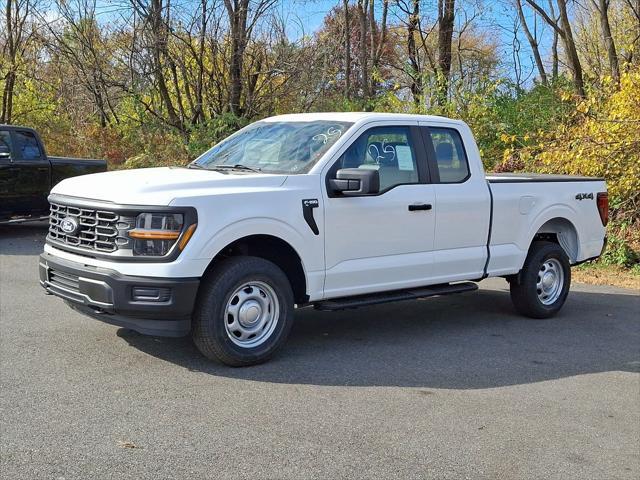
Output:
top-left (209, 164), bottom-right (262, 173)
top-left (187, 163), bottom-right (207, 170)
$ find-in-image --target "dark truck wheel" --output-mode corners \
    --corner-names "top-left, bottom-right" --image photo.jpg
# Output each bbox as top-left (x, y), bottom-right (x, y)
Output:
top-left (192, 256), bottom-right (294, 366)
top-left (510, 241), bottom-right (571, 319)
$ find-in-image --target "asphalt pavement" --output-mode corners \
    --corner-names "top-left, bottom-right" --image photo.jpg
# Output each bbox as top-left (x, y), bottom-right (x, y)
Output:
top-left (1, 222), bottom-right (639, 479)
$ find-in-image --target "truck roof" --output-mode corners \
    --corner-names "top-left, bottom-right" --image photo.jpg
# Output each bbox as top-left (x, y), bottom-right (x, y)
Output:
top-left (0, 124), bottom-right (36, 131)
top-left (261, 112), bottom-right (465, 125)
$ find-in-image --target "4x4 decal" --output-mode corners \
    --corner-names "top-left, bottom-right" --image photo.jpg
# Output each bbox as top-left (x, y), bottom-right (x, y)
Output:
top-left (575, 193), bottom-right (594, 200)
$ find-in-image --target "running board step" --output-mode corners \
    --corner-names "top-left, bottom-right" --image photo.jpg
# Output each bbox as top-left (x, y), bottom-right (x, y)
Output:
top-left (314, 282), bottom-right (478, 311)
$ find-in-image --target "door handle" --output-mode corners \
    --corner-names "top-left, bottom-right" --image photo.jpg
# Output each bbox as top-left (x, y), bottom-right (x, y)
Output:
top-left (408, 204), bottom-right (432, 211)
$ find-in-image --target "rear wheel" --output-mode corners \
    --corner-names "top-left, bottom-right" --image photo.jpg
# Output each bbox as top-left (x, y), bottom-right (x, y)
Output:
top-left (510, 241), bottom-right (571, 319)
top-left (192, 256), bottom-right (294, 366)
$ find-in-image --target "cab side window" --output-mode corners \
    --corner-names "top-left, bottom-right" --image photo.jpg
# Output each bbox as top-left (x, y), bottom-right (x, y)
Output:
top-left (14, 131), bottom-right (43, 161)
top-left (429, 128), bottom-right (469, 183)
top-left (0, 131), bottom-right (11, 158)
top-left (333, 126), bottom-right (419, 191)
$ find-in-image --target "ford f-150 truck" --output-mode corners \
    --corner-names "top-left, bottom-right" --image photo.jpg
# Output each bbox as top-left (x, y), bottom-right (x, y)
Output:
top-left (39, 113), bottom-right (608, 366)
top-left (0, 125), bottom-right (106, 223)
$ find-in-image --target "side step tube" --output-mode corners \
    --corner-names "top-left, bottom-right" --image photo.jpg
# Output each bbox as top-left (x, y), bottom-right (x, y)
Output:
top-left (314, 282), bottom-right (478, 311)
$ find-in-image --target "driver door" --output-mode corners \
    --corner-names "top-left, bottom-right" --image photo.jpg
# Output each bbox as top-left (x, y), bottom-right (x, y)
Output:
top-left (322, 123), bottom-right (436, 298)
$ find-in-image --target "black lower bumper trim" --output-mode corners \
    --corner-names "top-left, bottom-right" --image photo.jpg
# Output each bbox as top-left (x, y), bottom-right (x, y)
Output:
top-left (40, 253), bottom-right (199, 336)
top-left (67, 303), bottom-right (190, 337)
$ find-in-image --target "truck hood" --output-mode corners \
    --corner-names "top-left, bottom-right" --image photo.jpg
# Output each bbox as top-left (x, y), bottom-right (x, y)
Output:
top-left (51, 167), bottom-right (288, 205)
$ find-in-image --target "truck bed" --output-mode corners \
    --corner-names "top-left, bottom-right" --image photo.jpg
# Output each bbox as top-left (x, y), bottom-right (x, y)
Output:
top-left (487, 173), bottom-right (604, 183)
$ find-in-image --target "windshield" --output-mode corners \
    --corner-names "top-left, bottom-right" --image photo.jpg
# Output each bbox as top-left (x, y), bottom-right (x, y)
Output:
top-left (190, 120), bottom-right (353, 174)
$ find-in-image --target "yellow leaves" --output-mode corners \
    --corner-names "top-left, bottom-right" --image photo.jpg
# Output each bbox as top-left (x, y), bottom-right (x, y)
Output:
top-left (560, 91), bottom-right (573, 102)
top-left (515, 68), bottom-right (640, 217)
top-left (576, 102), bottom-right (590, 114)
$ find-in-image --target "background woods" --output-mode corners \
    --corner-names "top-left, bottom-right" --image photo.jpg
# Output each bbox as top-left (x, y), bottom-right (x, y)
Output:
top-left (1, 0), bottom-right (639, 267)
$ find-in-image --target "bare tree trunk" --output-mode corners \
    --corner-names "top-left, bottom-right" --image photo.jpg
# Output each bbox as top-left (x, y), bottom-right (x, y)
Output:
top-left (557, 0), bottom-right (585, 96)
top-left (437, 0), bottom-right (455, 104)
top-left (549, 0), bottom-right (559, 80)
top-left (149, 0), bottom-right (182, 129)
top-left (224, 0), bottom-right (249, 116)
top-left (367, 0), bottom-right (388, 98)
top-left (407, 0), bottom-right (423, 106)
top-left (597, 0), bottom-right (620, 86)
top-left (526, 0), bottom-right (585, 97)
top-left (357, 0), bottom-right (369, 100)
top-left (2, 0), bottom-right (18, 124)
top-left (515, 0), bottom-right (547, 85)
top-left (343, 0), bottom-right (351, 99)
top-left (194, 0), bottom-right (207, 123)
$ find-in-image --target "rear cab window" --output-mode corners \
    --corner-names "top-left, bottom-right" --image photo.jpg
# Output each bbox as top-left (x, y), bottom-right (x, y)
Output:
top-left (426, 127), bottom-right (470, 183)
top-left (13, 130), bottom-right (44, 161)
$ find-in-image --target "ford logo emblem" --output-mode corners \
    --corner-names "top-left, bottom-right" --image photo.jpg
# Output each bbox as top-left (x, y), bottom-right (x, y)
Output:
top-left (60, 216), bottom-right (79, 235)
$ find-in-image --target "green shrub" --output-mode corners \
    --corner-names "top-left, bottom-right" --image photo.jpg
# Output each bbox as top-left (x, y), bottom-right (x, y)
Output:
top-left (600, 222), bottom-right (640, 268)
top-left (186, 114), bottom-right (249, 159)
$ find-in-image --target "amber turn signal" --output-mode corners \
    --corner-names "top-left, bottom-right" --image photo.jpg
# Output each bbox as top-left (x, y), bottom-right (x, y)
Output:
top-left (178, 223), bottom-right (197, 250)
top-left (129, 229), bottom-right (180, 240)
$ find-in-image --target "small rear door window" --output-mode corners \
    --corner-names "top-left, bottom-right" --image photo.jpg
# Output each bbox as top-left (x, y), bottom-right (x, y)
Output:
top-left (428, 128), bottom-right (469, 183)
top-left (14, 130), bottom-right (43, 161)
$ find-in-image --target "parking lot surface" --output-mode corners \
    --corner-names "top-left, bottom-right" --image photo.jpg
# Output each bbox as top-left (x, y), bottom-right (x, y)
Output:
top-left (1, 223), bottom-right (639, 479)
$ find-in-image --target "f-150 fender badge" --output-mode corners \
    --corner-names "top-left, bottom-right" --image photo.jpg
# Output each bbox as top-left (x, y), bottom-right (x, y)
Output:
top-left (302, 199), bottom-right (320, 235)
top-left (575, 193), bottom-right (594, 200)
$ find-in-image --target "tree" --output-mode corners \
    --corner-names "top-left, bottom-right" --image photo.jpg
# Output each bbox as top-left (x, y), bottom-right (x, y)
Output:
top-left (343, 0), bottom-right (351, 99)
top-left (406, 0), bottom-right (423, 105)
top-left (593, 0), bottom-right (620, 85)
top-left (2, 0), bottom-right (35, 123)
top-left (437, 0), bottom-right (455, 103)
top-left (515, 0), bottom-right (548, 84)
top-left (525, 0), bottom-right (586, 96)
top-left (224, 0), bottom-right (276, 115)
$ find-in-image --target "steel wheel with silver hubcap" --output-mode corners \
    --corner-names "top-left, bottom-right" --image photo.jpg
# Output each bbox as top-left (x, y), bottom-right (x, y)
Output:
top-left (510, 241), bottom-right (571, 319)
top-left (535, 258), bottom-right (565, 305)
top-left (193, 256), bottom-right (295, 366)
top-left (224, 281), bottom-right (280, 348)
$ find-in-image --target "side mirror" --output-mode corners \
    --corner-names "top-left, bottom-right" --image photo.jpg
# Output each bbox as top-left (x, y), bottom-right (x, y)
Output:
top-left (329, 168), bottom-right (380, 196)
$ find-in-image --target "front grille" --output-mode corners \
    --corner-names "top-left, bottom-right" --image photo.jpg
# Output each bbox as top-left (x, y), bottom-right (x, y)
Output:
top-left (49, 269), bottom-right (80, 293)
top-left (48, 202), bottom-right (130, 254)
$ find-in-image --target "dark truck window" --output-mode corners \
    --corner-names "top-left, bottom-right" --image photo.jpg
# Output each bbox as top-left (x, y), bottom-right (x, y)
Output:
top-left (14, 131), bottom-right (43, 160)
top-left (0, 131), bottom-right (11, 157)
top-left (429, 128), bottom-right (470, 183)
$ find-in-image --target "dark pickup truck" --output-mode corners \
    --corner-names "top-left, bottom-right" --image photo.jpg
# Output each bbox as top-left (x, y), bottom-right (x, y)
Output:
top-left (0, 125), bottom-right (106, 223)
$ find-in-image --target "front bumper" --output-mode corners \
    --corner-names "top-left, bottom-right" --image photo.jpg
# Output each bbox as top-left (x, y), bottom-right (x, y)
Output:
top-left (39, 253), bottom-right (199, 336)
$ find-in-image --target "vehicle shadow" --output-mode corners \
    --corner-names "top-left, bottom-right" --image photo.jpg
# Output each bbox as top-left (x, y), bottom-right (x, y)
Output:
top-left (118, 287), bottom-right (640, 389)
top-left (0, 222), bottom-right (48, 255)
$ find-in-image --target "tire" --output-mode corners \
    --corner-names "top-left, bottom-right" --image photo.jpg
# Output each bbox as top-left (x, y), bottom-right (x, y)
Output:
top-left (510, 241), bottom-right (571, 319)
top-left (192, 256), bottom-right (294, 366)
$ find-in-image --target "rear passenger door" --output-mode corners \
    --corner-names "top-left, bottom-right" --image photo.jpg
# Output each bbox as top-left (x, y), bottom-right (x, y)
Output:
top-left (419, 124), bottom-right (491, 282)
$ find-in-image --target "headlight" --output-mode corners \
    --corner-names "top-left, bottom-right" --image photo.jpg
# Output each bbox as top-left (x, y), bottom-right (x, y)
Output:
top-left (129, 213), bottom-right (190, 256)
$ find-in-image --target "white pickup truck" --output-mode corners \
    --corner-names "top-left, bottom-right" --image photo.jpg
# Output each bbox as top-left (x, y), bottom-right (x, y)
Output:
top-left (39, 113), bottom-right (608, 366)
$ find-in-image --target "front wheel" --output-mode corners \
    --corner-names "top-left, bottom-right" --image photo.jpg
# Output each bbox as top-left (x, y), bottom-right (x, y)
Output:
top-left (510, 241), bottom-right (571, 319)
top-left (192, 256), bottom-right (294, 366)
